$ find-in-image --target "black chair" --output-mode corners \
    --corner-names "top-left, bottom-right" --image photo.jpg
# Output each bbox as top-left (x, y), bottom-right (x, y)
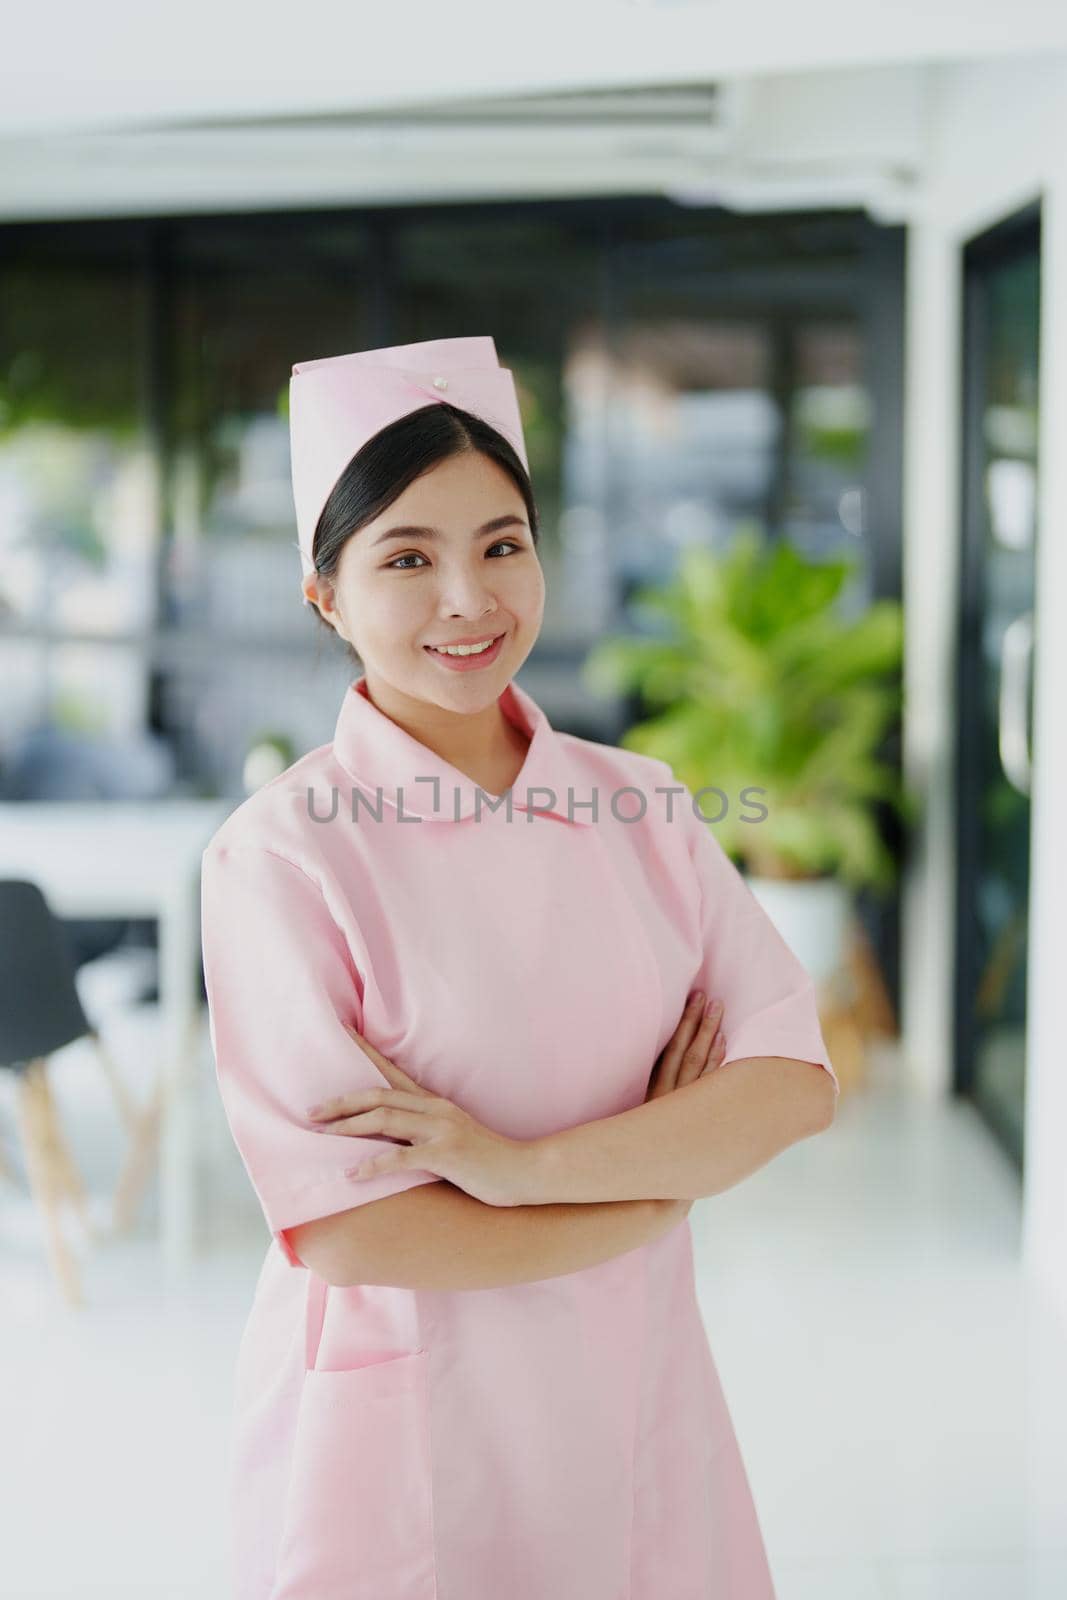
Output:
top-left (0, 879), bottom-right (162, 1305)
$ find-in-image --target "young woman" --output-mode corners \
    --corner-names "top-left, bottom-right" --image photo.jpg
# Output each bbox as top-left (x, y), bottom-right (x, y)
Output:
top-left (200, 336), bottom-right (838, 1600)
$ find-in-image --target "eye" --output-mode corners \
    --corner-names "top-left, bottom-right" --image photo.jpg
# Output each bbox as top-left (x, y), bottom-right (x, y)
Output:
top-left (384, 552), bottom-right (430, 571)
top-left (384, 540), bottom-right (525, 571)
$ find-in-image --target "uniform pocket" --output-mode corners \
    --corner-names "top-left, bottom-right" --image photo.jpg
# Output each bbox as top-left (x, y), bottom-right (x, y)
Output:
top-left (270, 1348), bottom-right (436, 1599)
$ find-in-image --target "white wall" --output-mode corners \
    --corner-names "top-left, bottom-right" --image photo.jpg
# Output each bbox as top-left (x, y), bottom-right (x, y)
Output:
top-left (901, 54), bottom-right (1067, 1325)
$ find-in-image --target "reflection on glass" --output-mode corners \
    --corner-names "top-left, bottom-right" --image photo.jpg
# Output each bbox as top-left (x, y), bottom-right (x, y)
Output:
top-left (566, 314), bottom-right (871, 629)
top-left (0, 258), bottom-right (157, 638)
top-left (168, 220), bottom-right (375, 637)
top-left (785, 324), bottom-right (869, 564)
top-left (0, 249), bottom-right (158, 752)
top-left (0, 206), bottom-right (882, 788)
top-left (585, 318), bottom-right (775, 605)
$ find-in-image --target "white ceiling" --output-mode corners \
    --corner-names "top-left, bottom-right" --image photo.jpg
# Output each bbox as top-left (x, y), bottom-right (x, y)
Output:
top-left (0, 64), bottom-right (931, 223)
top-left (3, 1), bottom-right (1067, 221)
top-left (6, 0), bottom-right (1067, 138)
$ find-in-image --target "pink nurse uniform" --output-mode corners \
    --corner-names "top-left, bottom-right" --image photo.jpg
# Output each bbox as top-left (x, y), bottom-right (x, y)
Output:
top-left (200, 673), bottom-right (838, 1600)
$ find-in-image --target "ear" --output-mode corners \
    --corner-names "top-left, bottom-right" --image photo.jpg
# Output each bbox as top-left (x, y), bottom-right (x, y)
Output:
top-left (304, 573), bottom-right (344, 636)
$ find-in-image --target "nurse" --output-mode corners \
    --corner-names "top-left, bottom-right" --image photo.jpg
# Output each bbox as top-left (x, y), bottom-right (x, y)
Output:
top-left (200, 335), bottom-right (838, 1600)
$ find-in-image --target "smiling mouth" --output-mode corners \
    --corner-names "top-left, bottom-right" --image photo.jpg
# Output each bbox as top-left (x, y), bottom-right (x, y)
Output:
top-left (424, 632), bottom-right (506, 656)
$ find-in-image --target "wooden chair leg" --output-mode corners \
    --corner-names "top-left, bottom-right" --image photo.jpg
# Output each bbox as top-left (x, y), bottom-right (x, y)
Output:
top-left (34, 1068), bottom-right (97, 1243)
top-left (111, 1071), bottom-right (166, 1237)
top-left (12, 1059), bottom-right (83, 1307)
top-left (87, 1028), bottom-right (138, 1133)
top-left (87, 1027), bottom-right (164, 1235)
top-left (0, 1136), bottom-right (20, 1185)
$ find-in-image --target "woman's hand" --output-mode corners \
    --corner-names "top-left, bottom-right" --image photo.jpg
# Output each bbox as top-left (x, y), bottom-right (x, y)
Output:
top-left (306, 1026), bottom-right (535, 1208)
top-left (644, 992), bottom-right (726, 1103)
top-left (644, 993), bottom-right (725, 1226)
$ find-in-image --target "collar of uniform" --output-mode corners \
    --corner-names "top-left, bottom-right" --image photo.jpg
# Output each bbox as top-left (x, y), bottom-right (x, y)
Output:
top-left (331, 674), bottom-right (594, 826)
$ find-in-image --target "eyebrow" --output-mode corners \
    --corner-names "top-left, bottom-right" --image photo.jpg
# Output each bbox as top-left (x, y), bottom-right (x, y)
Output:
top-left (371, 514), bottom-right (527, 548)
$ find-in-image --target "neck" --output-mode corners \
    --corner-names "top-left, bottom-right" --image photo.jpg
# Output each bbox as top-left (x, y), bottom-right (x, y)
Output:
top-left (358, 672), bottom-right (527, 774)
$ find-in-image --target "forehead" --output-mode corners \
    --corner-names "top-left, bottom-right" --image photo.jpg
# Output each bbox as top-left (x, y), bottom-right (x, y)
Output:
top-left (375, 450), bottom-right (523, 522)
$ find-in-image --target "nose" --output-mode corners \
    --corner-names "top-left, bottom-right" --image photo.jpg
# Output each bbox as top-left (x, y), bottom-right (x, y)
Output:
top-left (436, 560), bottom-right (500, 621)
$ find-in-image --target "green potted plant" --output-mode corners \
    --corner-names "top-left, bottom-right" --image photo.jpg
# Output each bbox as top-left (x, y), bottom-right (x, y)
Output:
top-left (583, 525), bottom-right (913, 984)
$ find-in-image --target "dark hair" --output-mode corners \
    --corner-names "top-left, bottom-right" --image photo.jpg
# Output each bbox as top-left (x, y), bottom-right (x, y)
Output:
top-left (307, 402), bottom-right (539, 659)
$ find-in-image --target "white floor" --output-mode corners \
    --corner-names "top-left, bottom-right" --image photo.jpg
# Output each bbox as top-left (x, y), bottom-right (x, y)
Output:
top-left (2, 1009), bottom-right (1065, 1599)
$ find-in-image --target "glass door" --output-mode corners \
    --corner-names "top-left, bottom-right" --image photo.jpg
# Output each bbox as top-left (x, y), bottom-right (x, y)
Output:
top-left (955, 201), bottom-right (1040, 1170)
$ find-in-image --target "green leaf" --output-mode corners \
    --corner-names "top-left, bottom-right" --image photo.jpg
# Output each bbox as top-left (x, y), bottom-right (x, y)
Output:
top-left (584, 527), bottom-right (912, 888)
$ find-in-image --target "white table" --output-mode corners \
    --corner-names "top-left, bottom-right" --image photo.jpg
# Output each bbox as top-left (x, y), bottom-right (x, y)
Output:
top-left (0, 799), bottom-right (232, 1271)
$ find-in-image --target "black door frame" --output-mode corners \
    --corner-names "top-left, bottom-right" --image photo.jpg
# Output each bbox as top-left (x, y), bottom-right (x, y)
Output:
top-left (954, 195), bottom-right (1041, 1168)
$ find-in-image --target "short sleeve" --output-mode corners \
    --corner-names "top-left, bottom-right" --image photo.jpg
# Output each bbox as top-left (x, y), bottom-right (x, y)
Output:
top-left (200, 842), bottom-right (442, 1267)
top-left (675, 790), bottom-right (839, 1099)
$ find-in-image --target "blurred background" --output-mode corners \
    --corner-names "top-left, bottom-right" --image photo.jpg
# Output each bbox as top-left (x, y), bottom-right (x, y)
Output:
top-left (1, 3), bottom-right (1066, 1595)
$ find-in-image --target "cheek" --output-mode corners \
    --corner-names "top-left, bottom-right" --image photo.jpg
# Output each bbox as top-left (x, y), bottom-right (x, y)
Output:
top-left (350, 578), bottom-right (428, 636)
top-left (504, 561), bottom-right (545, 621)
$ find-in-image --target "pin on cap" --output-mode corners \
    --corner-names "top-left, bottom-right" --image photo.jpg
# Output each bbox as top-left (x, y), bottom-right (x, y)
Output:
top-left (288, 336), bottom-right (528, 606)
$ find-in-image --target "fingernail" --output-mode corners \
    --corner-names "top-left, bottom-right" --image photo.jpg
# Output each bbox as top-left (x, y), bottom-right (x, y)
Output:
top-left (306, 1103), bottom-right (324, 1117)
top-left (691, 990), bottom-right (705, 1007)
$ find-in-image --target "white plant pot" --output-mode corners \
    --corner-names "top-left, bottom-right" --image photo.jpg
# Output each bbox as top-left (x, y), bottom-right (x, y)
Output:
top-left (743, 874), bottom-right (851, 986)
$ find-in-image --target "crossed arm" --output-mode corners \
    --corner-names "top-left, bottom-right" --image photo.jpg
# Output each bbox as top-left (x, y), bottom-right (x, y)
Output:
top-left (521, 1053), bottom-right (835, 1204)
top-left (206, 826), bottom-right (838, 1294)
top-left (288, 1052), bottom-right (834, 1289)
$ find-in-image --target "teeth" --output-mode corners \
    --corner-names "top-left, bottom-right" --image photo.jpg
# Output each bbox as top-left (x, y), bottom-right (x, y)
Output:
top-left (431, 638), bottom-right (497, 657)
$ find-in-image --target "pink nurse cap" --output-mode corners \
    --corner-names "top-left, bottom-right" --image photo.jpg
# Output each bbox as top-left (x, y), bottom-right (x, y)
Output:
top-left (289, 335), bottom-right (529, 605)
